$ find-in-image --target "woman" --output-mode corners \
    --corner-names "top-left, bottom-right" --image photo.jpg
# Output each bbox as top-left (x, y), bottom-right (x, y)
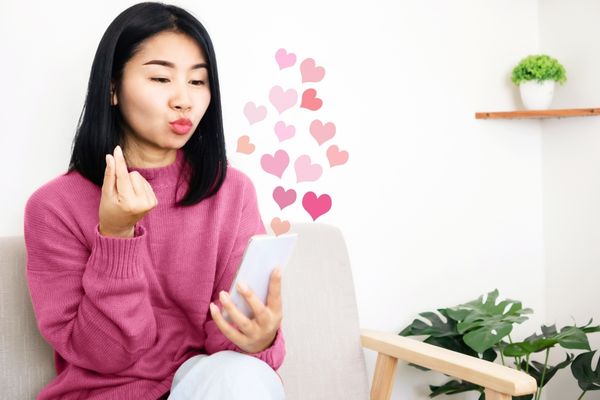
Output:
top-left (23, 2), bottom-right (286, 399)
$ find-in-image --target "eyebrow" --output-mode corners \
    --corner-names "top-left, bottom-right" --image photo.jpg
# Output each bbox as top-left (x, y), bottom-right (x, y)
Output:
top-left (142, 60), bottom-right (208, 70)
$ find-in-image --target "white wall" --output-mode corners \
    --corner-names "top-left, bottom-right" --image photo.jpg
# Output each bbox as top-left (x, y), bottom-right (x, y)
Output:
top-left (539, 1), bottom-right (600, 399)
top-left (0, 1), bottom-right (560, 399)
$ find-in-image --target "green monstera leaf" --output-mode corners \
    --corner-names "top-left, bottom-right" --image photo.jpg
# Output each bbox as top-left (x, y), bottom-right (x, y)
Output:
top-left (429, 380), bottom-right (484, 399)
top-left (399, 308), bottom-right (496, 373)
top-left (444, 289), bottom-right (532, 353)
top-left (571, 350), bottom-right (600, 392)
top-left (504, 321), bottom-right (599, 357)
top-left (399, 309), bottom-right (458, 338)
top-left (518, 353), bottom-right (574, 388)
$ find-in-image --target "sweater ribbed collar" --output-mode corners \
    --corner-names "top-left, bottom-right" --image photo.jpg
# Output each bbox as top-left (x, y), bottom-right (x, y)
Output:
top-left (127, 148), bottom-right (188, 189)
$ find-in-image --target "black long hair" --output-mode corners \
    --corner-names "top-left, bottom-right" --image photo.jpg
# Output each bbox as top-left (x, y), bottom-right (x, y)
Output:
top-left (68, 2), bottom-right (227, 206)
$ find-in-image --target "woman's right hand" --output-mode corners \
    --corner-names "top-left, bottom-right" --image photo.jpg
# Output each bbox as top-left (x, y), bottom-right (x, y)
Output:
top-left (99, 145), bottom-right (158, 238)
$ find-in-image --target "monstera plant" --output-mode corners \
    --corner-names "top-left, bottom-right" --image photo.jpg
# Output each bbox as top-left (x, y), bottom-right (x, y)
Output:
top-left (399, 290), bottom-right (600, 400)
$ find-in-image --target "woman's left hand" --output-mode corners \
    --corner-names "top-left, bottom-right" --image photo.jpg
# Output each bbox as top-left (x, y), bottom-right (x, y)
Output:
top-left (209, 267), bottom-right (283, 354)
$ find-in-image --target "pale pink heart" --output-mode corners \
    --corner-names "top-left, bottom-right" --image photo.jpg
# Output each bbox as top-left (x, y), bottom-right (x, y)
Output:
top-left (302, 191), bottom-right (332, 221)
top-left (309, 120), bottom-right (336, 145)
top-left (300, 58), bottom-right (326, 83)
top-left (326, 145), bottom-right (349, 167)
top-left (273, 186), bottom-right (297, 210)
top-left (275, 48), bottom-right (296, 69)
top-left (269, 86), bottom-right (297, 114)
top-left (236, 135), bottom-right (255, 154)
top-left (243, 102), bottom-right (267, 125)
top-left (271, 217), bottom-right (291, 236)
top-left (294, 155), bottom-right (322, 183)
top-left (260, 150), bottom-right (289, 178)
top-left (274, 121), bottom-right (296, 142)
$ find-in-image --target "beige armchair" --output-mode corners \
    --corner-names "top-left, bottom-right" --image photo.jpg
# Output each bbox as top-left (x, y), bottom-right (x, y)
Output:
top-left (0, 223), bottom-right (537, 399)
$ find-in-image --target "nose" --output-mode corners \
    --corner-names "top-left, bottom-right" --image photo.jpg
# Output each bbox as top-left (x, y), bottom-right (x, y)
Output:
top-left (170, 81), bottom-right (192, 112)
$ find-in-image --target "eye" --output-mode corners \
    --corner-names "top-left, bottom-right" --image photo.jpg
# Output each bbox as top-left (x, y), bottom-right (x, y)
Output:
top-left (150, 78), bottom-right (205, 86)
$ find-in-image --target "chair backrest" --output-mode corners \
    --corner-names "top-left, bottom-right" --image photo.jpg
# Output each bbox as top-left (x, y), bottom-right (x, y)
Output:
top-left (0, 236), bottom-right (55, 399)
top-left (0, 223), bottom-right (369, 399)
top-left (277, 223), bottom-right (369, 400)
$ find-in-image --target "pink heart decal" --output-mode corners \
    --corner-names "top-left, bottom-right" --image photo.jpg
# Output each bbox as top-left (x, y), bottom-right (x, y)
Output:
top-left (300, 89), bottom-right (322, 111)
top-left (243, 102), bottom-right (267, 125)
top-left (294, 155), bottom-right (322, 183)
top-left (273, 186), bottom-right (297, 210)
top-left (274, 121), bottom-right (296, 142)
top-left (309, 120), bottom-right (336, 145)
top-left (271, 217), bottom-right (291, 236)
top-left (300, 58), bottom-right (325, 83)
top-left (326, 145), bottom-right (349, 167)
top-left (275, 48), bottom-right (296, 70)
top-left (236, 135), bottom-right (255, 155)
top-left (260, 150), bottom-right (289, 178)
top-left (269, 86), bottom-right (297, 114)
top-left (302, 192), bottom-right (332, 221)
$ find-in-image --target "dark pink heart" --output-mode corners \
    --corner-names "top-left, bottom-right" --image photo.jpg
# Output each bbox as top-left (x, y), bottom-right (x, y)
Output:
top-left (273, 186), bottom-right (297, 210)
top-left (302, 191), bottom-right (332, 221)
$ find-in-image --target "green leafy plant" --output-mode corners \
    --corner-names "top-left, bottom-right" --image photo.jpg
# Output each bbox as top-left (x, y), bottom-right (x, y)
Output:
top-left (511, 54), bottom-right (567, 85)
top-left (571, 350), bottom-right (600, 399)
top-left (399, 290), bottom-right (600, 399)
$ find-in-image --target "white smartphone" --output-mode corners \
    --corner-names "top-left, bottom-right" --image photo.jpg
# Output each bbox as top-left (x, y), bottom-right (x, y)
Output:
top-left (222, 233), bottom-right (298, 323)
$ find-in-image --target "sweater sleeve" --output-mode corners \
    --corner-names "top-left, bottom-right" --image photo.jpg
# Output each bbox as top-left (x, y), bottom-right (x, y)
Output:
top-left (202, 176), bottom-right (286, 370)
top-left (23, 190), bottom-right (158, 374)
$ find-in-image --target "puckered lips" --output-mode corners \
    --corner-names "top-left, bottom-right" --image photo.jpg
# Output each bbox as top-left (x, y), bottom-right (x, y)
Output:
top-left (169, 118), bottom-right (192, 135)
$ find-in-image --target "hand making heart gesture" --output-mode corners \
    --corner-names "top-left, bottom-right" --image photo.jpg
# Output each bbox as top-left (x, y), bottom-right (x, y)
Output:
top-left (99, 145), bottom-right (158, 238)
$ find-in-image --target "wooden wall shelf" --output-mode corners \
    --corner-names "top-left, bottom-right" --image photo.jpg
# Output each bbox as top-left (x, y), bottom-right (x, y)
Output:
top-left (475, 108), bottom-right (600, 120)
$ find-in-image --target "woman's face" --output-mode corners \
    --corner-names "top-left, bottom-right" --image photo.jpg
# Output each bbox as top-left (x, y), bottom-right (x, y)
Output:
top-left (112, 30), bottom-right (211, 166)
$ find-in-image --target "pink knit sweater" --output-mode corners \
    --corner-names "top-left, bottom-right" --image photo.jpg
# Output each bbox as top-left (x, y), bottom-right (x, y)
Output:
top-left (23, 149), bottom-right (285, 400)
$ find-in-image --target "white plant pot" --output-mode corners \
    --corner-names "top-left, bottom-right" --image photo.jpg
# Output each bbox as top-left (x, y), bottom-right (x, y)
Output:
top-left (519, 80), bottom-right (555, 110)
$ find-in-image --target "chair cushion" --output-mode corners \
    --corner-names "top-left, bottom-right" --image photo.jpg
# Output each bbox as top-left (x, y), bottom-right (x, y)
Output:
top-left (276, 223), bottom-right (370, 400)
top-left (0, 236), bottom-right (55, 399)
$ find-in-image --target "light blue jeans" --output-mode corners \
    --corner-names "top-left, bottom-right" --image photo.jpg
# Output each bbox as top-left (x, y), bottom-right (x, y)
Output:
top-left (167, 351), bottom-right (285, 399)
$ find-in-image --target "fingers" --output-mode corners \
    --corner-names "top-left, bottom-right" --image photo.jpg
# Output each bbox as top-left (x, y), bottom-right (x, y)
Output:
top-left (209, 282), bottom-right (283, 353)
top-left (103, 145), bottom-right (158, 210)
top-left (133, 174), bottom-right (158, 208)
top-left (129, 171), bottom-right (146, 198)
top-left (209, 300), bottom-right (246, 345)
top-left (113, 145), bottom-right (134, 198)
top-left (219, 290), bottom-right (254, 334)
top-left (265, 267), bottom-right (283, 317)
top-left (102, 154), bottom-right (116, 198)
top-left (236, 281), bottom-right (274, 326)
top-left (142, 179), bottom-right (158, 207)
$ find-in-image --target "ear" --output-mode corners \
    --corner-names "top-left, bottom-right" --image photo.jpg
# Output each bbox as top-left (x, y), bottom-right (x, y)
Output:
top-left (110, 82), bottom-right (118, 106)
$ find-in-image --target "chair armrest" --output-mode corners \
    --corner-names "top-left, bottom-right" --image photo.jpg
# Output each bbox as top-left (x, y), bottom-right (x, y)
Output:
top-left (360, 328), bottom-right (537, 398)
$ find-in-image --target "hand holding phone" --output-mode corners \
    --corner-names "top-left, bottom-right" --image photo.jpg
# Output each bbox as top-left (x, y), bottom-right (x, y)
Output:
top-left (222, 233), bottom-right (298, 323)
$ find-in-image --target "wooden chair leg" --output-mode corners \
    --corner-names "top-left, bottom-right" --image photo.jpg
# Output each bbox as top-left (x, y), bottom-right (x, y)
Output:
top-left (485, 388), bottom-right (512, 400)
top-left (370, 353), bottom-right (398, 400)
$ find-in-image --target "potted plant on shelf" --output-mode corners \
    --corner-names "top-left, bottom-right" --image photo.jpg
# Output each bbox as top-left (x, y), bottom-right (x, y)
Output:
top-left (399, 289), bottom-right (600, 400)
top-left (511, 54), bottom-right (567, 110)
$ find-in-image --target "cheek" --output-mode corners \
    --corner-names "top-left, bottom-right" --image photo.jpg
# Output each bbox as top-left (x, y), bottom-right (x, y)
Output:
top-left (196, 90), bottom-right (212, 110)
top-left (119, 93), bottom-right (164, 133)
top-left (123, 86), bottom-right (163, 116)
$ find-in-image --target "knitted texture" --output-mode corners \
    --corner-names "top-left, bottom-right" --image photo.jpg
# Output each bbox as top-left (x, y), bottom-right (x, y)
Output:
top-left (23, 149), bottom-right (285, 400)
